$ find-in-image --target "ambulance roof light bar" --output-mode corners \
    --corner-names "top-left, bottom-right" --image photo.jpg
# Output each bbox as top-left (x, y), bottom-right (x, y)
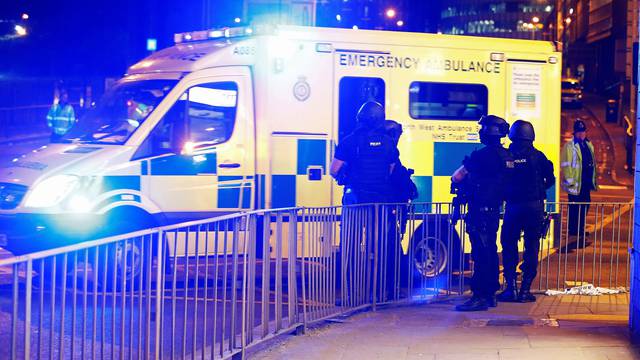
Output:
top-left (174, 26), bottom-right (260, 44)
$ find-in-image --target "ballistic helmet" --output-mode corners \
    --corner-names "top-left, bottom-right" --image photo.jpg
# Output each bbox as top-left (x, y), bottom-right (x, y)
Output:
top-left (509, 120), bottom-right (535, 141)
top-left (357, 101), bottom-right (385, 129)
top-left (573, 119), bottom-right (587, 133)
top-left (478, 114), bottom-right (509, 138)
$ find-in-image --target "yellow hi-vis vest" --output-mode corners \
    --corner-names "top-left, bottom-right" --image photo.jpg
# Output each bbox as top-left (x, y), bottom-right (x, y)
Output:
top-left (46, 103), bottom-right (76, 135)
top-left (560, 139), bottom-right (598, 195)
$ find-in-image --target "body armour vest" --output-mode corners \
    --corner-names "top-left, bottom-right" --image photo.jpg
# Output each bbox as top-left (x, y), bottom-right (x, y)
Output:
top-left (506, 145), bottom-right (553, 202)
top-left (350, 130), bottom-right (395, 195)
top-left (463, 145), bottom-right (513, 208)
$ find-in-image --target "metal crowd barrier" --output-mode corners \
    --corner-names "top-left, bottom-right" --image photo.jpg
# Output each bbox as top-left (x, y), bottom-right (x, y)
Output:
top-left (0, 201), bottom-right (632, 359)
top-left (0, 105), bottom-right (50, 139)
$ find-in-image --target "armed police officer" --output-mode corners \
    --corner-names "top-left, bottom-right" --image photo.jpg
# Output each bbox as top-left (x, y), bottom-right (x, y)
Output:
top-left (330, 101), bottom-right (399, 300)
top-left (330, 101), bottom-right (398, 204)
top-left (497, 120), bottom-right (555, 303)
top-left (451, 115), bottom-right (513, 311)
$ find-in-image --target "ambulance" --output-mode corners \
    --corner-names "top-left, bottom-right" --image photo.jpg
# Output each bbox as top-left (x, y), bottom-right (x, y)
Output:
top-left (0, 25), bottom-right (561, 278)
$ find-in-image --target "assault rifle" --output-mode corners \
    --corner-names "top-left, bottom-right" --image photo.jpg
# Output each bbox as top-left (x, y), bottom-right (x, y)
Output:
top-left (450, 181), bottom-right (468, 226)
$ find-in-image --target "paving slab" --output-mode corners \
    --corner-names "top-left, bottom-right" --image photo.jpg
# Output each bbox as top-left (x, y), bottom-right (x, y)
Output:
top-left (250, 294), bottom-right (634, 359)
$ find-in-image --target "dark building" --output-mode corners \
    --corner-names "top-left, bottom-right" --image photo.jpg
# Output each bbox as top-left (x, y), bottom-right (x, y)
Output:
top-left (562, 0), bottom-right (634, 94)
top-left (438, 0), bottom-right (555, 40)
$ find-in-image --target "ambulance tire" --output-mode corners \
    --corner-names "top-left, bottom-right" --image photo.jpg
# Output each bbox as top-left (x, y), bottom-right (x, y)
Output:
top-left (92, 210), bottom-right (156, 291)
top-left (37, 254), bottom-right (75, 290)
top-left (405, 221), bottom-right (462, 281)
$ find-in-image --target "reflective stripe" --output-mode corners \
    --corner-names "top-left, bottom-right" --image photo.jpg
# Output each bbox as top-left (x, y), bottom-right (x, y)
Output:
top-left (560, 161), bottom-right (570, 167)
top-left (565, 178), bottom-right (574, 184)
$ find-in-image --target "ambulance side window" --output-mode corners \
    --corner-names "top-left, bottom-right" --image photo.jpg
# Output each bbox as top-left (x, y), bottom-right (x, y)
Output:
top-left (134, 95), bottom-right (186, 159)
top-left (185, 82), bottom-right (238, 148)
top-left (409, 82), bottom-right (488, 121)
top-left (135, 81), bottom-right (238, 159)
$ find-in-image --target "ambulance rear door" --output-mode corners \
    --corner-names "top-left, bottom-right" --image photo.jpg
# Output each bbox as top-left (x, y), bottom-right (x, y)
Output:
top-left (331, 48), bottom-right (391, 205)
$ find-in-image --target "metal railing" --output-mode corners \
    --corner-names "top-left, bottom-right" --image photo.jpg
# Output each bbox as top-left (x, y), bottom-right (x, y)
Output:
top-left (0, 104), bottom-right (51, 139)
top-left (0, 201), bottom-right (632, 359)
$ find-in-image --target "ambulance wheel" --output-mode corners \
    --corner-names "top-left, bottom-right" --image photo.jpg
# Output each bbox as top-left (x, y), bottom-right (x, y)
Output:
top-left (92, 211), bottom-right (156, 291)
top-left (408, 221), bottom-right (461, 279)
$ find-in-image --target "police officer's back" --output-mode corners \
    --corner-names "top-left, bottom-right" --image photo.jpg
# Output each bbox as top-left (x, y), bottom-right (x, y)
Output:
top-left (330, 101), bottom-right (398, 204)
top-left (451, 114), bottom-right (513, 311)
top-left (498, 120), bottom-right (554, 303)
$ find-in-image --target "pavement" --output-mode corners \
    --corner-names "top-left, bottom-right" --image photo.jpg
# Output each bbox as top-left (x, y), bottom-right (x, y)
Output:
top-left (249, 294), bottom-right (636, 360)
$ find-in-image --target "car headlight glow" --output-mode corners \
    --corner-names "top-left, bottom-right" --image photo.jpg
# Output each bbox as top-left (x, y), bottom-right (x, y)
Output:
top-left (24, 175), bottom-right (80, 208)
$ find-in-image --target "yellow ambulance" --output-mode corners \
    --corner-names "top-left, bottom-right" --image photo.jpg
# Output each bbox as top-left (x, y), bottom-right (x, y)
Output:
top-left (0, 25), bottom-right (561, 279)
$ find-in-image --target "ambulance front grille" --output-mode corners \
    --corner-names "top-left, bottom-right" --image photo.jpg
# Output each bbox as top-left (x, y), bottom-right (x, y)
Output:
top-left (0, 183), bottom-right (27, 210)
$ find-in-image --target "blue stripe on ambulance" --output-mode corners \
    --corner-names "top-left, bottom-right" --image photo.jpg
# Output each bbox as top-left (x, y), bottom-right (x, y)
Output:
top-left (141, 160), bottom-right (149, 175)
top-left (217, 176), bottom-right (248, 208)
top-left (433, 142), bottom-right (481, 176)
top-left (257, 174), bottom-right (266, 209)
top-left (546, 184), bottom-right (556, 202)
top-left (103, 176), bottom-right (141, 191)
top-left (272, 175), bottom-right (296, 208)
top-left (218, 187), bottom-right (240, 208)
top-left (412, 176), bottom-right (432, 203)
top-left (242, 187), bottom-right (251, 208)
top-left (297, 139), bottom-right (326, 175)
top-left (149, 153), bottom-right (217, 175)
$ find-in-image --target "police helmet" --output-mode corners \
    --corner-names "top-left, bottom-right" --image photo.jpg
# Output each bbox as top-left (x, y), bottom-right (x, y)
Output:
top-left (478, 114), bottom-right (509, 138)
top-left (508, 120), bottom-right (535, 141)
top-left (573, 119), bottom-right (587, 133)
top-left (357, 101), bottom-right (385, 129)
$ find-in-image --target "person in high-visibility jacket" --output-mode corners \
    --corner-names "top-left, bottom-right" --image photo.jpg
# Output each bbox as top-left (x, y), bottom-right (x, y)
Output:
top-left (46, 89), bottom-right (76, 142)
top-left (560, 119), bottom-right (598, 249)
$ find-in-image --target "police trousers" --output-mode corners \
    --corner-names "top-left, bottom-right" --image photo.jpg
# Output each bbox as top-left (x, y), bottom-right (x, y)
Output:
top-left (568, 188), bottom-right (591, 237)
top-left (466, 207), bottom-right (500, 297)
top-left (500, 200), bottom-right (545, 281)
top-left (341, 204), bottom-right (398, 301)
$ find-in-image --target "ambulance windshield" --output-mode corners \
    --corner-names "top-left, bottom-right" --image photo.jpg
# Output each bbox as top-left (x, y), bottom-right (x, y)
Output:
top-left (61, 79), bottom-right (177, 145)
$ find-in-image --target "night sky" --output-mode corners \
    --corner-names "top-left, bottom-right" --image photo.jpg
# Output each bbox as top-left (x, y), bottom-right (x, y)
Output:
top-left (0, 1), bottom-right (438, 79)
top-left (0, 1), bottom-right (243, 78)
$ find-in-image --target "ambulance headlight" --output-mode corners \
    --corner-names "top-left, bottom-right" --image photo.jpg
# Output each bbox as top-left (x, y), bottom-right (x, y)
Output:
top-left (25, 175), bottom-right (80, 208)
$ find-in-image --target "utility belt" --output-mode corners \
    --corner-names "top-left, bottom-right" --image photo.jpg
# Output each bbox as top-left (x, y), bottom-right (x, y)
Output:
top-left (342, 186), bottom-right (389, 205)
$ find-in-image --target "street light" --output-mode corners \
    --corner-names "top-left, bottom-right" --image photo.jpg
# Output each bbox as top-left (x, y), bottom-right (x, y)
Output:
top-left (14, 25), bottom-right (26, 37)
top-left (565, 17), bottom-right (572, 25)
top-left (336, 14), bottom-right (341, 22)
top-left (385, 8), bottom-right (396, 19)
top-left (234, 17), bottom-right (241, 23)
top-left (532, 16), bottom-right (540, 24)
top-left (21, 13), bottom-right (29, 20)
top-left (396, 20), bottom-right (404, 27)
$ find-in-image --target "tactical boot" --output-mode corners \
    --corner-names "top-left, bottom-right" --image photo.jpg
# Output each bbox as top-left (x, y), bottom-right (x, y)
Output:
top-left (455, 296), bottom-right (489, 312)
top-left (518, 277), bottom-right (536, 303)
top-left (486, 295), bottom-right (497, 308)
top-left (496, 279), bottom-right (519, 302)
